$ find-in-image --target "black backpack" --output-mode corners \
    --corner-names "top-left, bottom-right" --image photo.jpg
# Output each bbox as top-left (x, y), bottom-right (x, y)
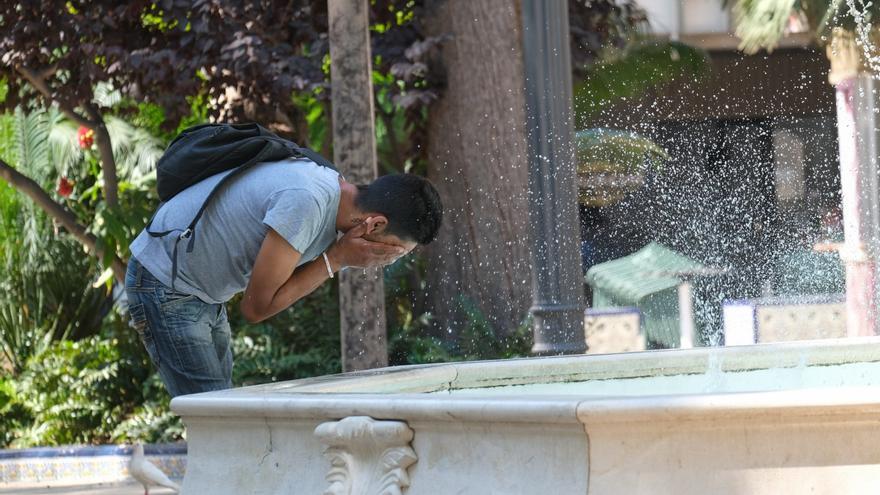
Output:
top-left (145, 122), bottom-right (338, 290)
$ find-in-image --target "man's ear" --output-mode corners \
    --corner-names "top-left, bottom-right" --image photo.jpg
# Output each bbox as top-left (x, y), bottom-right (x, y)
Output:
top-left (364, 215), bottom-right (388, 235)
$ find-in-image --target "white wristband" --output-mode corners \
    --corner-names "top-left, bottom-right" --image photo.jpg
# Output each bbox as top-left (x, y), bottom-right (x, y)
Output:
top-left (322, 252), bottom-right (334, 278)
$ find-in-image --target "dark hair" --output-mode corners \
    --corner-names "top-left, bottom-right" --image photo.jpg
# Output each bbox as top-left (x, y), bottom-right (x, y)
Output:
top-left (355, 174), bottom-right (443, 244)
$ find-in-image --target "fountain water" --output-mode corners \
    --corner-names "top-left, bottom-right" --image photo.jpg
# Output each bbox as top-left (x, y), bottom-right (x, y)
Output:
top-left (844, 0), bottom-right (880, 73)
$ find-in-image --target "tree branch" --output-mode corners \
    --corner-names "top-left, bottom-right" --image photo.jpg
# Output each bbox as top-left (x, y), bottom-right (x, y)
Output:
top-left (84, 103), bottom-right (119, 207)
top-left (0, 158), bottom-right (125, 283)
top-left (15, 66), bottom-right (98, 129)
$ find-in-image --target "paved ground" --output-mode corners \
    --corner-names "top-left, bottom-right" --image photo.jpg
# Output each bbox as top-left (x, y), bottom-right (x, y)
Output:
top-left (0, 481), bottom-right (178, 494)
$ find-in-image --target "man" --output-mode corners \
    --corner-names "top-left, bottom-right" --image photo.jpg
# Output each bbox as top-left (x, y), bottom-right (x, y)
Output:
top-left (125, 156), bottom-right (443, 397)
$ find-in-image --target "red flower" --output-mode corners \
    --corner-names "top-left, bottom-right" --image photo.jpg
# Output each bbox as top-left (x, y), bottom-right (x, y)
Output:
top-left (77, 126), bottom-right (95, 149)
top-left (57, 176), bottom-right (74, 198)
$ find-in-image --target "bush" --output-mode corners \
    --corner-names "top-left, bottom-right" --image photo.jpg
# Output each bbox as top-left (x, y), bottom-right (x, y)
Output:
top-left (385, 254), bottom-right (533, 364)
top-left (230, 282), bottom-right (342, 386)
top-left (385, 253), bottom-right (452, 365)
top-left (0, 303), bottom-right (184, 448)
top-left (455, 296), bottom-right (533, 361)
top-left (112, 373), bottom-right (183, 445)
top-left (0, 172), bottom-right (113, 373)
top-left (0, 377), bottom-right (31, 447)
top-left (4, 335), bottom-right (150, 447)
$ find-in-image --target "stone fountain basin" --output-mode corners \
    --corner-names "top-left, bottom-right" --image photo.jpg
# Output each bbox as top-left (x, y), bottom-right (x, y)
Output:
top-left (171, 338), bottom-right (880, 494)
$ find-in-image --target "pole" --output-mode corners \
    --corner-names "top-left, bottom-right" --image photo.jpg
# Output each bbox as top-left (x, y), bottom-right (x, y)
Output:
top-left (828, 31), bottom-right (880, 336)
top-left (328, 0), bottom-right (389, 370)
top-left (678, 281), bottom-right (695, 348)
top-left (521, 0), bottom-right (587, 354)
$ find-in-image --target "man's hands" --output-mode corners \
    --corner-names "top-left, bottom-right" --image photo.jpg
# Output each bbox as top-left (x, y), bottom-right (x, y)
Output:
top-left (325, 218), bottom-right (406, 270)
top-left (241, 220), bottom-right (405, 324)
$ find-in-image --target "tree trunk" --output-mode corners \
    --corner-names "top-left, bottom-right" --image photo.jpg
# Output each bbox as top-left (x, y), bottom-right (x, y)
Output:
top-left (84, 107), bottom-right (119, 208)
top-left (424, 0), bottom-right (532, 341)
top-left (328, 0), bottom-right (389, 371)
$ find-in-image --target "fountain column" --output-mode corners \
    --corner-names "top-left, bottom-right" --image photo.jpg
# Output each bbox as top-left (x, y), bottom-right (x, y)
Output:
top-left (827, 29), bottom-right (880, 336)
top-left (521, 0), bottom-right (587, 354)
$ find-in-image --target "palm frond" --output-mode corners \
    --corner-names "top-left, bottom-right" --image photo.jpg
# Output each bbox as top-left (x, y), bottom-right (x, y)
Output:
top-left (14, 108), bottom-right (52, 184)
top-left (13, 104), bottom-right (163, 185)
top-left (729, 0), bottom-right (880, 52)
top-left (732, 0), bottom-right (799, 54)
top-left (105, 116), bottom-right (163, 181)
top-left (93, 82), bottom-right (124, 109)
top-left (10, 109), bottom-right (56, 269)
top-left (47, 114), bottom-right (82, 176)
top-left (0, 113), bottom-right (15, 164)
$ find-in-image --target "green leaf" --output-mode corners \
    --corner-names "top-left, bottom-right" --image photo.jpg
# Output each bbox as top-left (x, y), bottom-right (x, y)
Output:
top-left (727, 0), bottom-right (880, 53)
top-left (732, 0), bottom-right (801, 53)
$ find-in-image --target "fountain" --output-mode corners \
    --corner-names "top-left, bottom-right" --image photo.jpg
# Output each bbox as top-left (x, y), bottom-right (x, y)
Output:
top-left (172, 338), bottom-right (880, 494)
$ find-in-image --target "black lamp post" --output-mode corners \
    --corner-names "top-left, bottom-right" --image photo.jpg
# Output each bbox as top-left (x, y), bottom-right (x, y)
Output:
top-left (521, 0), bottom-right (587, 354)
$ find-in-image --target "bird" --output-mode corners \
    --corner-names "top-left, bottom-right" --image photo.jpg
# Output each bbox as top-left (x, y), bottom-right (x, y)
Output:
top-left (129, 443), bottom-right (181, 495)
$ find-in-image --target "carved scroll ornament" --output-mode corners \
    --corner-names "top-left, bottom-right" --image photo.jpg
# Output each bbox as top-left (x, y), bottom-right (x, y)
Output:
top-left (314, 416), bottom-right (417, 495)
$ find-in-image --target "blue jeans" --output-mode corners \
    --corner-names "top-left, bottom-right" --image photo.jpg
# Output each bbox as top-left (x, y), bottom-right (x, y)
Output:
top-left (125, 258), bottom-right (233, 397)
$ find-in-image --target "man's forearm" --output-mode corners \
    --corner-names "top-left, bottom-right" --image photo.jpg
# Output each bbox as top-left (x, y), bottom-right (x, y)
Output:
top-left (243, 255), bottom-right (335, 322)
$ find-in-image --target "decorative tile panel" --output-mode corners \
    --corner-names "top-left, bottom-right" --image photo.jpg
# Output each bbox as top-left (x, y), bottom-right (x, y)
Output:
top-left (0, 444), bottom-right (185, 486)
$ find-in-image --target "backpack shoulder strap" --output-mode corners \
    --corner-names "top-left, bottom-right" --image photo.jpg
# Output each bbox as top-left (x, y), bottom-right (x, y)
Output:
top-left (145, 138), bottom-right (278, 290)
top-left (181, 141), bottom-right (276, 251)
top-left (292, 145), bottom-right (338, 172)
top-left (143, 128), bottom-right (337, 291)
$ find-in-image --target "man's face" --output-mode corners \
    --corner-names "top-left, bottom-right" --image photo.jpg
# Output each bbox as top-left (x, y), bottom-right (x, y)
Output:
top-left (359, 215), bottom-right (417, 263)
top-left (364, 232), bottom-right (418, 260)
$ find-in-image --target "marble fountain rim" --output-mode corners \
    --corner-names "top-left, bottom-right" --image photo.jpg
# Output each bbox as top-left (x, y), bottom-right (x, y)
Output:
top-left (170, 337), bottom-right (880, 425)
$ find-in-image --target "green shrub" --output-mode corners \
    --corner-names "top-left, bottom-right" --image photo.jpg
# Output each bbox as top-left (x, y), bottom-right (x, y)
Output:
top-left (385, 253), bottom-right (451, 365)
top-left (384, 254), bottom-right (532, 364)
top-left (0, 182), bottom-right (113, 374)
top-left (387, 296), bottom-right (533, 364)
top-left (230, 282), bottom-right (342, 386)
top-left (4, 335), bottom-right (152, 447)
top-left (388, 310), bottom-right (451, 365)
top-left (454, 296), bottom-right (533, 361)
top-left (112, 373), bottom-right (183, 445)
top-left (0, 377), bottom-right (31, 447)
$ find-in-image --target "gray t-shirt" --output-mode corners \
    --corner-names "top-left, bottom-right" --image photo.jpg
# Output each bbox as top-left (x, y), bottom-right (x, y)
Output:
top-left (130, 158), bottom-right (340, 304)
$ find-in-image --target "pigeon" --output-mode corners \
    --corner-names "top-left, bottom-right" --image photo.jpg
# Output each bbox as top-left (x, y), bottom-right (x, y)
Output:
top-left (129, 443), bottom-right (181, 495)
